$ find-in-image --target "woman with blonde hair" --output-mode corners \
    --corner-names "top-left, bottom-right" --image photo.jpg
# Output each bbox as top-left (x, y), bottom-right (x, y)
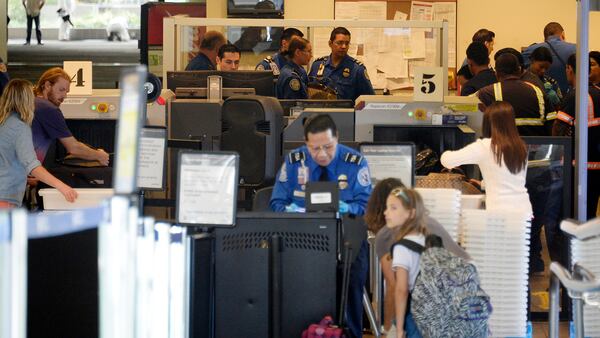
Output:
top-left (0, 79), bottom-right (77, 208)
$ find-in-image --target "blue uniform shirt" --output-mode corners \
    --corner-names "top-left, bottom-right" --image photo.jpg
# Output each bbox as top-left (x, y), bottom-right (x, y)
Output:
top-left (185, 52), bottom-right (215, 71)
top-left (276, 62), bottom-right (309, 99)
top-left (308, 54), bottom-right (375, 101)
top-left (255, 52), bottom-right (289, 76)
top-left (270, 144), bottom-right (372, 215)
top-left (522, 36), bottom-right (576, 94)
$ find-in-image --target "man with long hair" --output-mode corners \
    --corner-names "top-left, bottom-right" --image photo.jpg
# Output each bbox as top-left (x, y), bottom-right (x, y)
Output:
top-left (32, 67), bottom-right (109, 165)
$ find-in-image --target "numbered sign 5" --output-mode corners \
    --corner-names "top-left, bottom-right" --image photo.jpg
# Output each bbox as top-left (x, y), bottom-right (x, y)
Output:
top-left (413, 66), bottom-right (444, 102)
top-left (63, 61), bottom-right (93, 95)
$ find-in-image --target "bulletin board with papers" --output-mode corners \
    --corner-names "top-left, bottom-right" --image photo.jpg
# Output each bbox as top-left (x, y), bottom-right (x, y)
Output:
top-left (331, 0), bottom-right (457, 90)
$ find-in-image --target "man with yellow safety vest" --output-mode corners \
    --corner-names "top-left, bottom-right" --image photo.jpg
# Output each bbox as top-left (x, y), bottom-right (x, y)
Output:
top-left (477, 53), bottom-right (553, 136)
top-left (553, 54), bottom-right (600, 220)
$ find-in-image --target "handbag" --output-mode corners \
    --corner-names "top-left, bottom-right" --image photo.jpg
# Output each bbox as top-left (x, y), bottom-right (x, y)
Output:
top-left (416, 168), bottom-right (482, 195)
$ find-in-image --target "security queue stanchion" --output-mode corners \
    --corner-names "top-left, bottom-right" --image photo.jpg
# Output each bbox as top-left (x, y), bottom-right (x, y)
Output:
top-left (0, 209), bottom-right (28, 338)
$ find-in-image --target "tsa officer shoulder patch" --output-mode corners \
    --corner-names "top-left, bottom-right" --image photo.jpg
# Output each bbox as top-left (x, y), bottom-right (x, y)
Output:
top-left (288, 151), bottom-right (306, 163)
top-left (289, 78), bottom-right (301, 91)
top-left (357, 167), bottom-right (371, 187)
top-left (343, 153), bottom-right (363, 165)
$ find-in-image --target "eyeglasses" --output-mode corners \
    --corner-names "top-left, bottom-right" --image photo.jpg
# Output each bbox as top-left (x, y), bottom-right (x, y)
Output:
top-left (390, 187), bottom-right (410, 204)
top-left (332, 40), bottom-right (351, 47)
top-left (307, 143), bottom-right (335, 154)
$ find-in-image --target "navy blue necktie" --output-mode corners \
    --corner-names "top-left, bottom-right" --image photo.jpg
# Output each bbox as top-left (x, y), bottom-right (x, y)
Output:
top-left (319, 166), bottom-right (329, 181)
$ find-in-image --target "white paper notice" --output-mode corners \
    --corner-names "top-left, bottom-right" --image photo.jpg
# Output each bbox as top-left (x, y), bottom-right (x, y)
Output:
top-left (368, 155), bottom-right (413, 188)
top-left (394, 11), bottom-right (408, 21)
top-left (178, 153), bottom-right (238, 226)
top-left (137, 129), bottom-right (166, 189)
top-left (335, 2), bottom-right (359, 20)
top-left (433, 2), bottom-right (457, 66)
top-left (311, 27), bottom-right (333, 59)
top-left (410, 1), bottom-right (433, 21)
top-left (404, 29), bottom-right (426, 59)
top-left (357, 1), bottom-right (387, 20)
top-left (378, 53), bottom-right (408, 78)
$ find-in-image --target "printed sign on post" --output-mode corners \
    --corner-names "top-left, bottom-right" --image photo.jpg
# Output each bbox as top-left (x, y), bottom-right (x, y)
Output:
top-left (413, 66), bottom-right (444, 102)
top-left (63, 61), bottom-right (93, 95)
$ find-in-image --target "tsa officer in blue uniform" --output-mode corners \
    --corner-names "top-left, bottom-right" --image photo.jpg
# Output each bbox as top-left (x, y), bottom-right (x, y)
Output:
top-left (270, 114), bottom-right (372, 338)
top-left (185, 31), bottom-right (226, 71)
top-left (276, 37), bottom-right (312, 99)
top-left (308, 27), bottom-right (375, 101)
top-left (256, 27), bottom-right (304, 77)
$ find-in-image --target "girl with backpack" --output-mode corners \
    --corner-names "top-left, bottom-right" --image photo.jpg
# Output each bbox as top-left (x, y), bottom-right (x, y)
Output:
top-left (366, 178), bottom-right (470, 335)
top-left (386, 187), bottom-right (427, 338)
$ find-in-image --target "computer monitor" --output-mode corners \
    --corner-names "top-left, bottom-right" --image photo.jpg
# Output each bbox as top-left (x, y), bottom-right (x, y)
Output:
top-left (359, 142), bottom-right (416, 188)
top-left (278, 99), bottom-right (355, 116)
top-left (283, 108), bottom-right (355, 142)
top-left (214, 212), bottom-right (338, 337)
top-left (166, 70), bottom-right (275, 97)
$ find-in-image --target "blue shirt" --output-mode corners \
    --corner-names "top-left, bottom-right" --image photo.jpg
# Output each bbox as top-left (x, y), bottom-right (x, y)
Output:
top-left (269, 144), bottom-right (372, 215)
top-left (0, 113), bottom-right (41, 206)
top-left (308, 54), bottom-right (375, 101)
top-left (255, 52), bottom-right (288, 76)
top-left (522, 36), bottom-right (576, 94)
top-left (276, 62), bottom-right (308, 99)
top-left (185, 52), bottom-right (215, 71)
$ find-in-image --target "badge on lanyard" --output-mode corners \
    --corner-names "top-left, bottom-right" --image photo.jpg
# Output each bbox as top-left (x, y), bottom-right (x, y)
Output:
top-left (297, 162), bottom-right (309, 185)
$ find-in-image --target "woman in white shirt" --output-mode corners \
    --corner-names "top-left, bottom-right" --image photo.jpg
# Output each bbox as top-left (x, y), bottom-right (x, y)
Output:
top-left (440, 101), bottom-right (532, 217)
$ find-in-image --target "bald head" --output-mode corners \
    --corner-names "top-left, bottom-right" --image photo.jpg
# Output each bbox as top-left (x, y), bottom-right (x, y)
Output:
top-left (200, 31), bottom-right (226, 51)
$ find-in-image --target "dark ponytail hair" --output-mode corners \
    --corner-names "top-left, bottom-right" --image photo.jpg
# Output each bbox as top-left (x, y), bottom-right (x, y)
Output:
top-left (282, 36), bottom-right (310, 59)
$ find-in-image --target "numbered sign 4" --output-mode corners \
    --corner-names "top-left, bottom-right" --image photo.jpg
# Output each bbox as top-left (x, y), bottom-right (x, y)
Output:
top-left (63, 61), bottom-right (93, 95)
top-left (413, 66), bottom-right (444, 102)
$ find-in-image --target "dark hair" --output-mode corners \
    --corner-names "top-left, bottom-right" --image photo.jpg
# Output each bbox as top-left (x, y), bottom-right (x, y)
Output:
top-left (282, 36), bottom-right (310, 58)
top-left (482, 101), bottom-right (527, 174)
top-left (364, 178), bottom-right (405, 232)
top-left (494, 48), bottom-right (525, 70)
top-left (530, 46), bottom-right (553, 63)
top-left (566, 53), bottom-right (589, 74)
top-left (544, 22), bottom-right (564, 40)
top-left (590, 51), bottom-right (600, 66)
top-left (472, 29), bottom-right (495, 44)
top-left (329, 27), bottom-right (351, 41)
top-left (281, 28), bottom-right (304, 43)
top-left (303, 114), bottom-right (337, 139)
top-left (217, 43), bottom-right (240, 58)
top-left (466, 41), bottom-right (490, 66)
top-left (200, 31), bottom-right (226, 50)
top-left (494, 52), bottom-right (522, 77)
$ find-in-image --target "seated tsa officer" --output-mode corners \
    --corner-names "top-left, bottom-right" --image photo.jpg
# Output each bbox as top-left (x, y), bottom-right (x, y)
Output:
top-left (269, 113), bottom-right (372, 338)
top-left (270, 113), bottom-right (371, 214)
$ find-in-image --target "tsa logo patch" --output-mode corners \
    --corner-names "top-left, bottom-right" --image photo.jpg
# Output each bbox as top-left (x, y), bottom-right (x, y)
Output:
top-left (357, 167), bottom-right (371, 187)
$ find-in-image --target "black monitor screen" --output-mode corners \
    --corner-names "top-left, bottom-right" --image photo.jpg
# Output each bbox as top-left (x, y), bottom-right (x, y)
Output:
top-left (214, 212), bottom-right (338, 337)
top-left (166, 70), bottom-right (275, 97)
top-left (228, 0), bottom-right (284, 17)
